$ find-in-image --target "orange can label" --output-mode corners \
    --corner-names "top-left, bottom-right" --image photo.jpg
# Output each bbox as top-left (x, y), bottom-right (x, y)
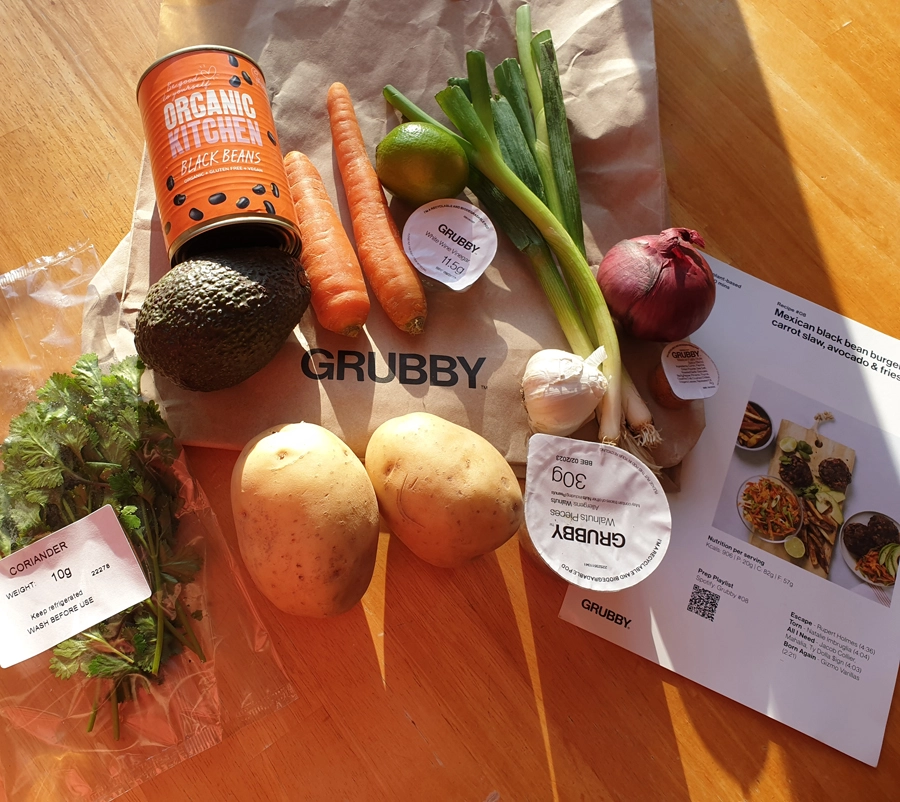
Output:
top-left (137, 47), bottom-right (300, 263)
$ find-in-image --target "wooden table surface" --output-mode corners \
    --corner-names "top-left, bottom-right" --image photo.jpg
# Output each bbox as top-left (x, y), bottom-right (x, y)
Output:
top-left (2, 1), bottom-right (899, 800)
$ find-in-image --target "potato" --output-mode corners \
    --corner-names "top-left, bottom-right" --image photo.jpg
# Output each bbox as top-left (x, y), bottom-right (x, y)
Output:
top-left (231, 422), bottom-right (379, 616)
top-left (364, 412), bottom-right (523, 568)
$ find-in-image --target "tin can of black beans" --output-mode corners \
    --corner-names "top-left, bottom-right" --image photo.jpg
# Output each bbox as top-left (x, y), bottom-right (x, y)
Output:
top-left (137, 46), bottom-right (301, 265)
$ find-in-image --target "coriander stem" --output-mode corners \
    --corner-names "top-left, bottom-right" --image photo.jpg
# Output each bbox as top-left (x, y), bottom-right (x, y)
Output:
top-left (145, 596), bottom-right (204, 660)
top-left (54, 452), bottom-right (110, 490)
top-left (110, 683), bottom-right (120, 741)
top-left (87, 683), bottom-right (101, 733)
top-left (151, 610), bottom-right (165, 674)
top-left (60, 496), bottom-right (77, 525)
top-left (175, 600), bottom-right (207, 662)
top-left (138, 498), bottom-right (166, 674)
top-left (83, 631), bottom-right (134, 664)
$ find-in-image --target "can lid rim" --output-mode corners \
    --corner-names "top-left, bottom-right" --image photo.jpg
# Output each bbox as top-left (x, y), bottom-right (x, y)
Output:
top-left (136, 45), bottom-right (264, 100)
top-left (168, 216), bottom-right (302, 266)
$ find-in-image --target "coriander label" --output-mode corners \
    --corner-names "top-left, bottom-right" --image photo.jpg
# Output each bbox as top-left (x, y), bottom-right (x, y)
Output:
top-left (524, 435), bottom-right (672, 591)
top-left (0, 505), bottom-right (151, 668)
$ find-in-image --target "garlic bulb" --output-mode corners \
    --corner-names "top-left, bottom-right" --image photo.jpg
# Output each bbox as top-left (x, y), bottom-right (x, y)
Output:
top-left (521, 347), bottom-right (608, 436)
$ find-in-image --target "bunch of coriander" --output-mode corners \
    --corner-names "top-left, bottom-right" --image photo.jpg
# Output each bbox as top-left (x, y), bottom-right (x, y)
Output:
top-left (0, 355), bottom-right (205, 739)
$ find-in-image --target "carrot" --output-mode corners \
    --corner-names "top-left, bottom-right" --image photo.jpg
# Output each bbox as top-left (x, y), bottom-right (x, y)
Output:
top-left (857, 549), bottom-right (895, 585)
top-left (326, 81), bottom-right (427, 335)
top-left (284, 150), bottom-right (370, 337)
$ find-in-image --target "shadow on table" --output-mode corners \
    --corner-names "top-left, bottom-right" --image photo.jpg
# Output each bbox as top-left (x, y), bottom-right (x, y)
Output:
top-left (229, 530), bottom-right (693, 800)
top-left (376, 535), bottom-right (697, 800)
top-left (647, 0), bottom-right (897, 793)
top-left (651, 0), bottom-right (832, 301)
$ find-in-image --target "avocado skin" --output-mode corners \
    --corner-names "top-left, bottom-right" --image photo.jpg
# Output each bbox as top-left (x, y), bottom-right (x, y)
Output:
top-left (134, 247), bottom-right (311, 392)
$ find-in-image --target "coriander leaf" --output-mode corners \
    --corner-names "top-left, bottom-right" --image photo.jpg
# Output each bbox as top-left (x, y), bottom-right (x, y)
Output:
top-left (114, 406), bottom-right (141, 447)
top-left (36, 371), bottom-right (82, 407)
top-left (58, 419), bottom-right (92, 457)
top-left (21, 465), bottom-right (65, 493)
top-left (109, 470), bottom-right (141, 501)
top-left (93, 422), bottom-right (134, 468)
top-left (50, 638), bottom-right (92, 679)
top-left (117, 506), bottom-right (143, 534)
top-left (8, 504), bottom-right (45, 539)
top-left (86, 653), bottom-right (134, 680)
top-left (0, 519), bottom-right (12, 559)
top-left (71, 355), bottom-right (105, 404)
top-left (131, 613), bottom-right (160, 671)
top-left (160, 542), bottom-right (202, 585)
top-left (110, 356), bottom-right (144, 393)
top-left (53, 639), bottom-right (91, 659)
top-left (50, 655), bottom-right (82, 680)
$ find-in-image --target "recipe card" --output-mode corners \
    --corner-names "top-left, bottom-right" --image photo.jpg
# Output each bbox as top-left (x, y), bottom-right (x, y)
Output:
top-left (559, 255), bottom-right (900, 766)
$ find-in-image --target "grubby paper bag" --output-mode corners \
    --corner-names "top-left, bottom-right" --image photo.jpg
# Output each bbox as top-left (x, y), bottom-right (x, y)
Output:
top-left (83, 0), bottom-right (669, 476)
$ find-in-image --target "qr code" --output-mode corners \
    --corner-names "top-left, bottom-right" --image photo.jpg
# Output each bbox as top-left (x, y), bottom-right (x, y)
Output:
top-left (687, 584), bottom-right (721, 621)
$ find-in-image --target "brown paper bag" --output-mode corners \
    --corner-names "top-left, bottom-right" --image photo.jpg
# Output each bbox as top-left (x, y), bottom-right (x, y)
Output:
top-left (83, 0), bottom-right (669, 475)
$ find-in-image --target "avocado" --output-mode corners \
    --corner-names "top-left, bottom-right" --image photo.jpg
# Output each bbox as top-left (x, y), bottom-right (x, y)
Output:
top-left (134, 247), bottom-right (311, 392)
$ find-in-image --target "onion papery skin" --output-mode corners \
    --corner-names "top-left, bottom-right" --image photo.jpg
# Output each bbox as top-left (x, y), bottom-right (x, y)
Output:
top-left (597, 228), bottom-right (716, 342)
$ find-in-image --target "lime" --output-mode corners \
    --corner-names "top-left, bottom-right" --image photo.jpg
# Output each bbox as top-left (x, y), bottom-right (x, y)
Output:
top-left (784, 535), bottom-right (806, 559)
top-left (779, 437), bottom-right (798, 453)
top-left (376, 121), bottom-right (469, 207)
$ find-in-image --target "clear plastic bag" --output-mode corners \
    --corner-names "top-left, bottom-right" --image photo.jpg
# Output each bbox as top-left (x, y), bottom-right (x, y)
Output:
top-left (0, 243), bottom-right (102, 444)
top-left (0, 244), bottom-right (297, 802)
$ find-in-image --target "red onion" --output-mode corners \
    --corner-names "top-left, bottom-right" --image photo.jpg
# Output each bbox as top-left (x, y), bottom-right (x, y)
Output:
top-left (596, 227), bottom-right (716, 342)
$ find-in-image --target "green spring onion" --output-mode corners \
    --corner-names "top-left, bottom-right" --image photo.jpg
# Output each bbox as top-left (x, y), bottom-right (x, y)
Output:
top-left (493, 58), bottom-right (538, 160)
top-left (434, 83), bottom-right (624, 444)
top-left (381, 84), bottom-right (593, 358)
top-left (533, 33), bottom-right (586, 257)
top-left (383, 5), bottom-right (664, 449)
top-left (515, 5), bottom-right (564, 226)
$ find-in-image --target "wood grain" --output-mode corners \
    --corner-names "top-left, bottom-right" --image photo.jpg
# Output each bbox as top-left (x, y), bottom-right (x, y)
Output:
top-left (0, 0), bottom-right (158, 271)
top-left (1, 1), bottom-right (899, 800)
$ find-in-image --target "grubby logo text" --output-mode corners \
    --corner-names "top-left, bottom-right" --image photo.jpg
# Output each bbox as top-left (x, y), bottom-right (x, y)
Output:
top-left (301, 348), bottom-right (487, 388)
